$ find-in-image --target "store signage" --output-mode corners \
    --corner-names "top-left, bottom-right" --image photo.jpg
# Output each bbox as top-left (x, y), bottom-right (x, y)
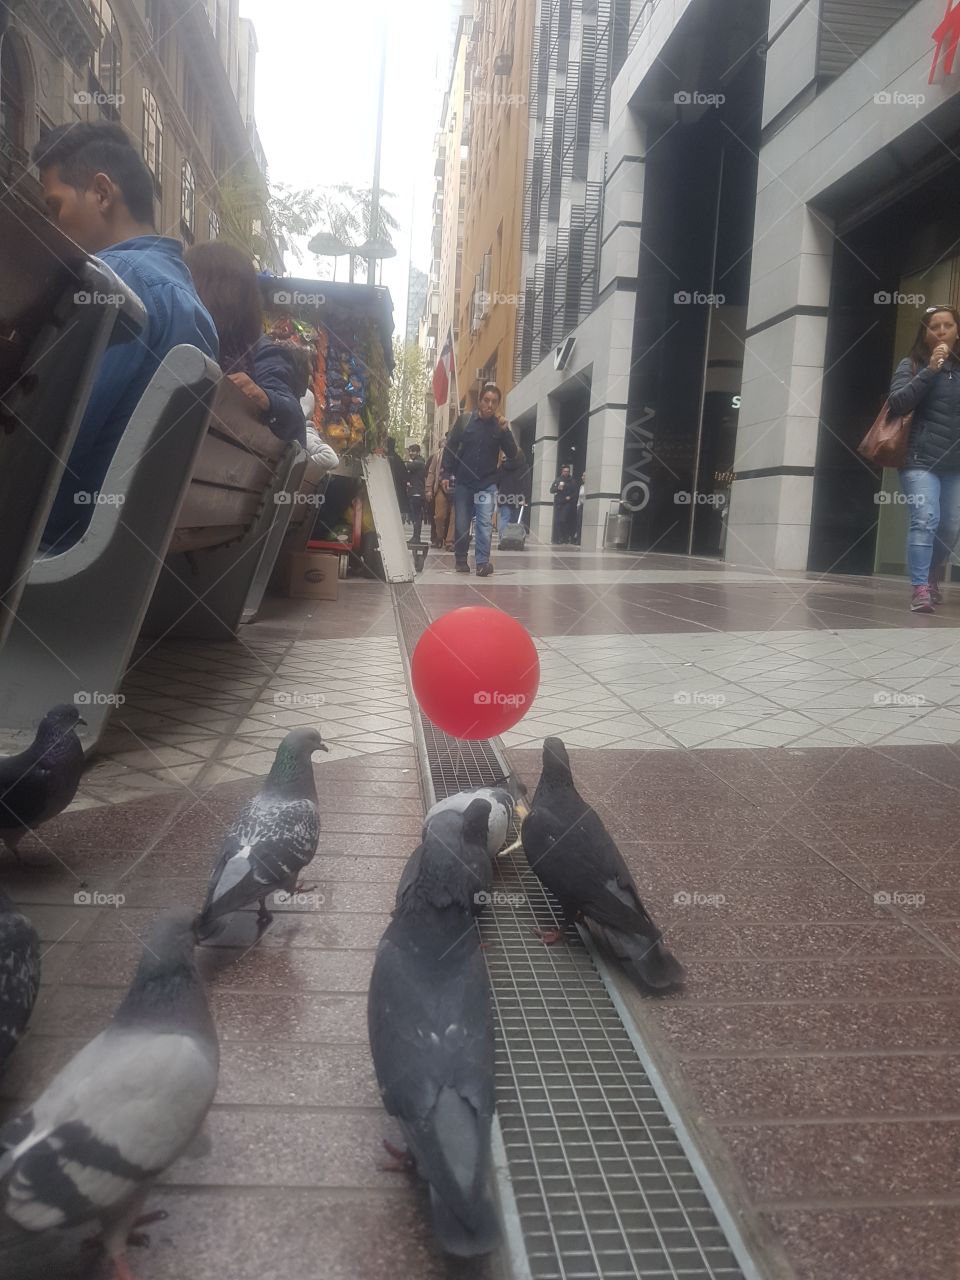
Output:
top-left (930, 0), bottom-right (960, 82)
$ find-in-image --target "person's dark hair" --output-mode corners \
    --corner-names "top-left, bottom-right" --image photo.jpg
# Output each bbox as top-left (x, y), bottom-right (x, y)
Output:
top-left (32, 122), bottom-right (155, 226)
top-left (909, 306), bottom-right (960, 367)
top-left (480, 381), bottom-right (502, 402)
top-left (184, 241), bottom-right (264, 373)
top-left (409, 443), bottom-right (421, 455)
top-left (274, 341), bottom-right (312, 399)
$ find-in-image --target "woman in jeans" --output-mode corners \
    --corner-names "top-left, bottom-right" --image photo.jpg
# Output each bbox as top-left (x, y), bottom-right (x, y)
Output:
top-left (889, 305), bottom-right (960, 612)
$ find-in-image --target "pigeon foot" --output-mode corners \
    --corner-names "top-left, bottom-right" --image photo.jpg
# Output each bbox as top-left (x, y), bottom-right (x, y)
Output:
top-left (131, 1209), bottom-right (168, 1230)
top-left (256, 899), bottom-right (273, 928)
top-left (112, 1255), bottom-right (137, 1280)
top-left (533, 926), bottom-right (564, 945)
top-left (293, 879), bottom-right (317, 895)
top-left (380, 1138), bottom-right (415, 1172)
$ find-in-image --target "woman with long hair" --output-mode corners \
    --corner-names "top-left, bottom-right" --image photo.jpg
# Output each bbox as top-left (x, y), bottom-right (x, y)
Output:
top-left (888, 304), bottom-right (960, 612)
top-left (184, 242), bottom-right (306, 445)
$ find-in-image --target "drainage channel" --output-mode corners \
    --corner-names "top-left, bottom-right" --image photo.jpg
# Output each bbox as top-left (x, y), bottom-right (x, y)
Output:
top-left (393, 583), bottom-right (755, 1280)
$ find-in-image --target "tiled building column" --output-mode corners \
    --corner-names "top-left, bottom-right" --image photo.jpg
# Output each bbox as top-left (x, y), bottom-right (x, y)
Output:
top-left (530, 395), bottom-right (560, 546)
top-left (727, 201), bottom-right (834, 570)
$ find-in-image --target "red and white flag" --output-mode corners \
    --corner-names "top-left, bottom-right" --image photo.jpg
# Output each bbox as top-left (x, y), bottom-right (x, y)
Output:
top-left (432, 326), bottom-right (455, 407)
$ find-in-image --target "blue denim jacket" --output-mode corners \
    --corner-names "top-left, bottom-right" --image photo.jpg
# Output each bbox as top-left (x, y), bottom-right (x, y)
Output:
top-left (44, 235), bottom-right (219, 549)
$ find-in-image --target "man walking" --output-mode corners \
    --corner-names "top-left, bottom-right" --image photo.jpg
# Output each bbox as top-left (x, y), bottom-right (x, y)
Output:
top-left (426, 432), bottom-right (454, 549)
top-left (406, 443), bottom-right (427, 544)
top-left (551, 464), bottom-right (578, 544)
top-left (442, 384), bottom-right (518, 576)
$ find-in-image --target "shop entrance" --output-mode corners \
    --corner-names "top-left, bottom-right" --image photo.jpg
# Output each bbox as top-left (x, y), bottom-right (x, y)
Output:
top-left (811, 156), bottom-right (960, 575)
top-left (622, 0), bottom-right (765, 556)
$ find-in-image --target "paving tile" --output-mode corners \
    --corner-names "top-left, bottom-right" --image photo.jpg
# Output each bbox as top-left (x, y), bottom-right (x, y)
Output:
top-left (764, 1207), bottom-right (960, 1280)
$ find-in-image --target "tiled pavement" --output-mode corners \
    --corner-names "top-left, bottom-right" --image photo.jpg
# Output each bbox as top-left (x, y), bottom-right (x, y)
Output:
top-left (2, 544), bottom-right (960, 1279)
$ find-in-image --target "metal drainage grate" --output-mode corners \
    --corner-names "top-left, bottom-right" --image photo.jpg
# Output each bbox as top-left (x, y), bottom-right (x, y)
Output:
top-left (393, 584), bottom-right (752, 1280)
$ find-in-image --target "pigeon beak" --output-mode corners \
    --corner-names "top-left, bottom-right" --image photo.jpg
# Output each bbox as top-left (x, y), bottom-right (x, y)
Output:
top-left (515, 800), bottom-right (530, 821)
top-left (317, 742), bottom-right (329, 753)
top-left (77, 716), bottom-right (88, 727)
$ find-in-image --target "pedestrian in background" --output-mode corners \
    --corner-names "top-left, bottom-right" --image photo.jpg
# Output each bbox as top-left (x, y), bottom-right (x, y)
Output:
top-left (426, 432), bottom-right (452, 548)
top-left (498, 446), bottom-right (528, 528)
top-left (576, 473), bottom-right (586, 544)
top-left (386, 436), bottom-right (410, 523)
top-left (551, 464), bottom-right (577, 544)
top-left (406, 443), bottom-right (426, 544)
top-left (889, 304), bottom-right (960, 613)
top-left (443, 384), bottom-right (518, 576)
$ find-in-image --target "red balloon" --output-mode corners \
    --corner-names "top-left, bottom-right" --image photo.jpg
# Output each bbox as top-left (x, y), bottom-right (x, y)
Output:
top-left (411, 607), bottom-right (540, 739)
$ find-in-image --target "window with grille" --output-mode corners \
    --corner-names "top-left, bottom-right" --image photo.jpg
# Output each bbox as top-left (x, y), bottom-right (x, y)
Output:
top-left (142, 88), bottom-right (163, 194)
top-left (208, 209), bottom-right (220, 240)
top-left (88, 0), bottom-right (121, 118)
top-left (180, 159), bottom-right (196, 240)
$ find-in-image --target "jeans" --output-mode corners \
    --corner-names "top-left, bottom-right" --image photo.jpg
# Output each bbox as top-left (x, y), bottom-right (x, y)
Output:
top-left (899, 468), bottom-right (960, 585)
top-left (500, 498), bottom-right (522, 525)
top-left (454, 483), bottom-right (497, 565)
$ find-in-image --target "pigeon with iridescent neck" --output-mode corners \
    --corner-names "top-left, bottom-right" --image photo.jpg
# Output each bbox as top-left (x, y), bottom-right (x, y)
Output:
top-left (197, 727), bottom-right (327, 939)
top-left (0, 909), bottom-right (218, 1280)
top-left (0, 705), bottom-right (85, 861)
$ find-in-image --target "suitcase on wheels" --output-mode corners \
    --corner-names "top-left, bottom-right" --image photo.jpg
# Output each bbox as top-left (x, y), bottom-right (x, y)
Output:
top-left (499, 505), bottom-right (527, 550)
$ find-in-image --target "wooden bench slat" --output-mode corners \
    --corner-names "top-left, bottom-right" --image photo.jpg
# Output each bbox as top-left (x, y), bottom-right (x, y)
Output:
top-left (207, 378), bottom-right (287, 462)
top-left (175, 482), bottom-right (262, 531)
top-left (188, 430), bottom-right (274, 491)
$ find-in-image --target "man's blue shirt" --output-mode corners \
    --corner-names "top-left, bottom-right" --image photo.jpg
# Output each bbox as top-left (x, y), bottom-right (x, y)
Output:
top-left (44, 235), bottom-right (218, 549)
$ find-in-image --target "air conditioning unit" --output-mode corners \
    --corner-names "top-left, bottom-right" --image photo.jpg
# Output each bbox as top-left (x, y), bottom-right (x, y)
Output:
top-left (475, 368), bottom-right (485, 380)
top-left (493, 51), bottom-right (513, 76)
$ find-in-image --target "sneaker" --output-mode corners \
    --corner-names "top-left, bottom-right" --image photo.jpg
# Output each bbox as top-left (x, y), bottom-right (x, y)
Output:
top-left (929, 564), bottom-right (945, 605)
top-left (476, 563), bottom-right (493, 577)
top-left (455, 561), bottom-right (470, 574)
top-left (911, 584), bottom-right (935, 613)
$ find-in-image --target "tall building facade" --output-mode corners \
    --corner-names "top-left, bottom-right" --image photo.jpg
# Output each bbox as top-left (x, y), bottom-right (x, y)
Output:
top-left (456, 0), bottom-right (535, 410)
top-left (425, 0), bottom-right (473, 449)
top-left (0, 0), bottom-right (269, 259)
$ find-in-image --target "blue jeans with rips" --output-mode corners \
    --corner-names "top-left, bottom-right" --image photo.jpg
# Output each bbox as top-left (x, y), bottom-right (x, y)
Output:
top-left (898, 468), bottom-right (960, 585)
top-left (454, 483), bottom-right (497, 566)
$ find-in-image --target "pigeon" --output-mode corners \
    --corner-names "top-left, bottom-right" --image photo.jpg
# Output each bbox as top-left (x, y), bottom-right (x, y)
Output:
top-left (424, 777), bottom-right (526, 857)
top-left (521, 737), bottom-right (685, 991)
top-left (0, 909), bottom-right (219, 1279)
top-left (197, 726), bottom-right (327, 939)
top-left (0, 705), bottom-right (86, 860)
top-left (0, 889), bottom-right (40, 1069)
top-left (369, 815), bottom-right (498, 1257)
top-left (396, 799), bottom-right (493, 915)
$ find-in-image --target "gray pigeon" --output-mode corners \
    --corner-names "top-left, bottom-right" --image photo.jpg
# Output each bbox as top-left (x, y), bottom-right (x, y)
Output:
top-left (370, 815), bottom-right (498, 1257)
top-left (396, 799), bottom-right (493, 915)
top-left (424, 778), bottom-right (524, 857)
top-left (197, 726), bottom-right (327, 938)
top-left (0, 706), bottom-right (85, 860)
top-left (0, 889), bottom-right (40, 1068)
top-left (522, 737), bottom-right (685, 991)
top-left (0, 909), bottom-right (219, 1278)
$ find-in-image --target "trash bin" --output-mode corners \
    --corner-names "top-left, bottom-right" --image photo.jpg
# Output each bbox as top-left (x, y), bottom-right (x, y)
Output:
top-left (603, 511), bottom-right (632, 549)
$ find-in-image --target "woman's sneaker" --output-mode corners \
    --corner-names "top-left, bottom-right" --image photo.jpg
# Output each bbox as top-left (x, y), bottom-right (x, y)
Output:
top-left (911, 584), bottom-right (935, 613)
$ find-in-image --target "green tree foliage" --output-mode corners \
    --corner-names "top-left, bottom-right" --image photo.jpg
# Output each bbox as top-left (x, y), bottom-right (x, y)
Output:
top-left (388, 337), bottom-right (430, 448)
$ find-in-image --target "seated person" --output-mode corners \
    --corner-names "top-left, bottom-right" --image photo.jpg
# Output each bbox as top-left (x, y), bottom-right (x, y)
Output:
top-left (300, 384), bottom-right (340, 474)
top-left (184, 242), bottom-right (306, 447)
top-left (33, 122), bottom-right (218, 550)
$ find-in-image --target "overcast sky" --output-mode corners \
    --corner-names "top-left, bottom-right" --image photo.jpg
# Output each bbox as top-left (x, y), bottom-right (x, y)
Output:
top-left (241, 0), bottom-right (459, 340)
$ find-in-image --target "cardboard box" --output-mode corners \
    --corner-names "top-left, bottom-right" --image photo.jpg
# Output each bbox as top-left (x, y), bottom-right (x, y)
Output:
top-left (284, 551), bottom-right (340, 600)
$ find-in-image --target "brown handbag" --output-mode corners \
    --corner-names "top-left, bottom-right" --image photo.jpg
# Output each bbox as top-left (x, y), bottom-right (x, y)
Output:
top-left (857, 364), bottom-right (916, 468)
